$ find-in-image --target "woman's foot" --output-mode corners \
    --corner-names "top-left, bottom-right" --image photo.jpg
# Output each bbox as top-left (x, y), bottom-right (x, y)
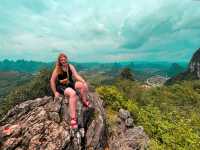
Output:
top-left (82, 100), bottom-right (92, 108)
top-left (70, 117), bottom-right (78, 129)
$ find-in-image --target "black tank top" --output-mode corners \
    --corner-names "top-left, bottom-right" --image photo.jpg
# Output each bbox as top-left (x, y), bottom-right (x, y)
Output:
top-left (57, 64), bottom-right (74, 85)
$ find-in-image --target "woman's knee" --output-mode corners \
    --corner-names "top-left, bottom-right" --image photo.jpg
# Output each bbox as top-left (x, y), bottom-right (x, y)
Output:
top-left (75, 81), bottom-right (86, 91)
top-left (64, 88), bottom-right (77, 98)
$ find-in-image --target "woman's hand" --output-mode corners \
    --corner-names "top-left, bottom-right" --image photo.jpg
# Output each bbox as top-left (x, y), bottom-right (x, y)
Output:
top-left (54, 91), bottom-right (60, 102)
top-left (54, 91), bottom-right (60, 98)
top-left (60, 78), bottom-right (68, 84)
top-left (82, 81), bottom-right (89, 91)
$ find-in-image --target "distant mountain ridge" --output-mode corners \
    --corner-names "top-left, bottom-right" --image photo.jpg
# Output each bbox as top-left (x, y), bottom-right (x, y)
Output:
top-left (0, 59), bottom-right (188, 77)
top-left (0, 59), bottom-right (53, 73)
top-left (167, 63), bottom-right (184, 77)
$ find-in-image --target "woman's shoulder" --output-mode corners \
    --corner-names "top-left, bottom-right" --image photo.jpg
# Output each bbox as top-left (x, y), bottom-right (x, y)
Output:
top-left (68, 63), bottom-right (77, 73)
top-left (53, 68), bottom-right (59, 75)
top-left (51, 68), bottom-right (59, 79)
top-left (68, 63), bottom-right (75, 69)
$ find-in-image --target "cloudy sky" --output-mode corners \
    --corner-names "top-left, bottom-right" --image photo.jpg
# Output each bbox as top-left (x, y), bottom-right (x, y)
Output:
top-left (0, 0), bottom-right (200, 62)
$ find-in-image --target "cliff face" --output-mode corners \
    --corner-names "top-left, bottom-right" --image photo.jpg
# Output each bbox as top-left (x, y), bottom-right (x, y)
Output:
top-left (165, 48), bottom-right (200, 85)
top-left (0, 92), bottom-right (106, 150)
top-left (189, 48), bottom-right (200, 79)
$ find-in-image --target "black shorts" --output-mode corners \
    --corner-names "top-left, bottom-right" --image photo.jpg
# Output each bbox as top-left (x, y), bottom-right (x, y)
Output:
top-left (56, 82), bottom-right (76, 95)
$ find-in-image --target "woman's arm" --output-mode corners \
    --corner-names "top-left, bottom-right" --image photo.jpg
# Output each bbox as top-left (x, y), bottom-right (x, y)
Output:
top-left (69, 64), bottom-right (86, 83)
top-left (50, 69), bottom-right (59, 96)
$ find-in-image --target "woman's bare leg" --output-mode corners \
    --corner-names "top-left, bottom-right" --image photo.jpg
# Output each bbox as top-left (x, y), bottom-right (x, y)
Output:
top-left (64, 87), bottom-right (78, 128)
top-left (75, 81), bottom-right (89, 104)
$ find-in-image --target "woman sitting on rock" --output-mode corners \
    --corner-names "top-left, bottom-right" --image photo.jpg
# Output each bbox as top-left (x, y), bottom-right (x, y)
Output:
top-left (50, 53), bottom-right (91, 130)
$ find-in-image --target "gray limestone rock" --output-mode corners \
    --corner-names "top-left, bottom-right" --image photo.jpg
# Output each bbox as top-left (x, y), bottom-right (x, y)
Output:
top-left (0, 92), bottom-right (106, 150)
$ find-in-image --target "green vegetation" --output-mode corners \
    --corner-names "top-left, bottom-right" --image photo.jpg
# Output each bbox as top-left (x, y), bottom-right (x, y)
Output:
top-left (119, 67), bottom-right (135, 81)
top-left (0, 71), bottom-right (32, 100)
top-left (0, 64), bottom-right (199, 149)
top-left (96, 79), bottom-right (200, 150)
top-left (0, 69), bottom-right (52, 119)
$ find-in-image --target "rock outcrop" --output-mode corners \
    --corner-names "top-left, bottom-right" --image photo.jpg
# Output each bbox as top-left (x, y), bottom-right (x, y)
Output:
top-left (165, 48), bottom-right (200, 85)
top-left (189, 48), bottom-right (200, 79)
top-left (0, 92), bottom-right (107, 150)
top-left (0, 92), bottom-right (149, 150)
top-left (108, 109), bottom-right (149, 150)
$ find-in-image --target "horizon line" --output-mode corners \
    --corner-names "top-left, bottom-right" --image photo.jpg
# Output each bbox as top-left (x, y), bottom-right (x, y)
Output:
top-left (0, 58), bottom-right (190, 64)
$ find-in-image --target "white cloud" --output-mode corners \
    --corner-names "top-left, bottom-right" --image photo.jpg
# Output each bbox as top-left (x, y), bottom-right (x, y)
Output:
top-left (0, 0), bottom-right (199, 62)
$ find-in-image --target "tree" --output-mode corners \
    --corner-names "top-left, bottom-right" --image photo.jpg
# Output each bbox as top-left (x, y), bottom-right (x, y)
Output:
top-left (119, 67), bottom-right (134, 81)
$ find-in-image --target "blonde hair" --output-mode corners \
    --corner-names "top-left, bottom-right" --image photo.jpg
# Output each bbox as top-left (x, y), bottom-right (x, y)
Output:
top-left (55, 53), bottom-right (68, 74)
